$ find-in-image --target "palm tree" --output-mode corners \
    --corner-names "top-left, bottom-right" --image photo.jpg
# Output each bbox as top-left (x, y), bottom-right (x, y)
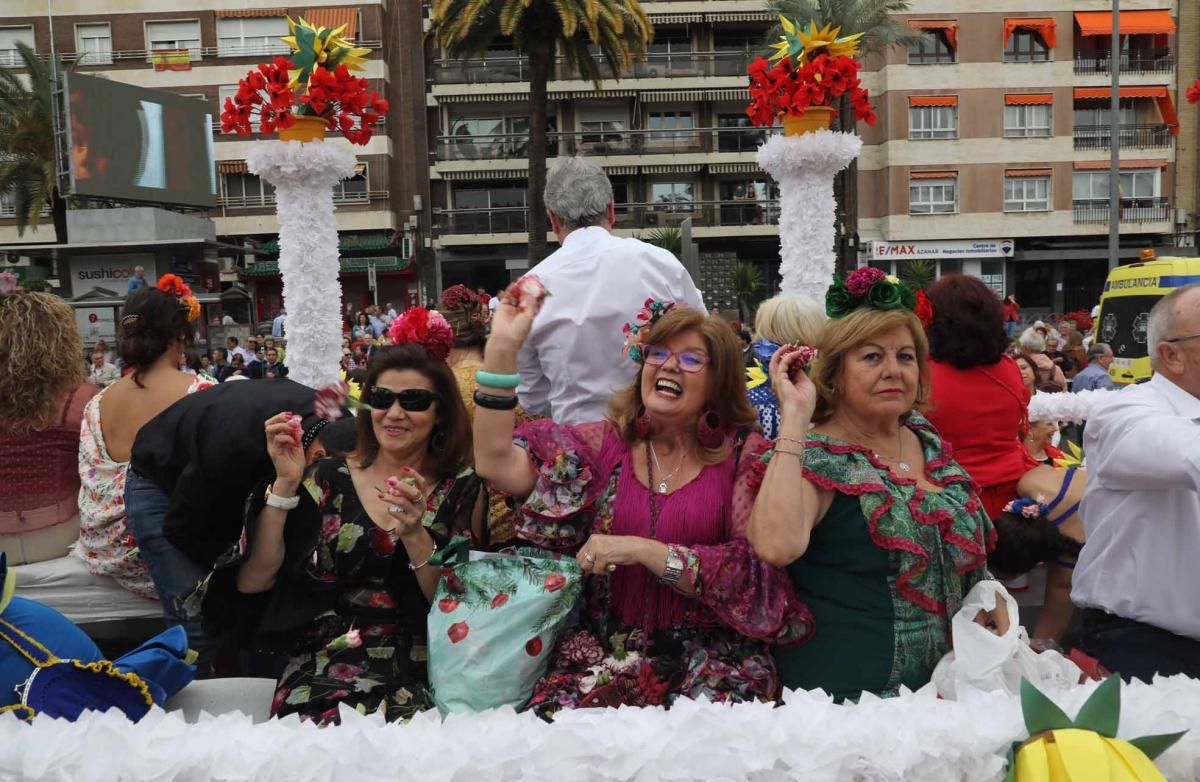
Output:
top-left (767, 0), bottom-right (918, 274)
top-left (733, 262), bottom-right (764, 323)
top-left (897, 258), bottom-right (936, 290)
top-left (431, 0), bottom-right (653, 266)
top-left (0, 42), bottom-right (69, 244)
top-left (639, 225), bottom-right (683, 257)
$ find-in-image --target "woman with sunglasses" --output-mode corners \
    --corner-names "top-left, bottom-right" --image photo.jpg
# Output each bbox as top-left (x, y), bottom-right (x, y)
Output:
top-left (474, 292), bottom-right (810, 717)
top-left (200, 311), bottom-right (486, 725)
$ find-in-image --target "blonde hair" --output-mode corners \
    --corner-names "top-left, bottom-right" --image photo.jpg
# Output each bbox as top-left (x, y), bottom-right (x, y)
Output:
top-left (606, 307), bottom-right (758, 464)
top-left (0, 292), bottom-right (85, 432)
top-left (753, 293), bottom-right (826, 346)
top-left (810, 308), bottom-right (931, 424)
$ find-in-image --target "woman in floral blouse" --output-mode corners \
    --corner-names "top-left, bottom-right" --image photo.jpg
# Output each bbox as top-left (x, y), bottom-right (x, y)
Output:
top-left (475, 291), bottom-right (811, 717)
top-left (200, 342), bottom-right (485, 724)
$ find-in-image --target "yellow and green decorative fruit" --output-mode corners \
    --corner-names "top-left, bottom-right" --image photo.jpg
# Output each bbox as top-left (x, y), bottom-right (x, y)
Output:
top-left (1004, 678), bottom-right (1185, 782)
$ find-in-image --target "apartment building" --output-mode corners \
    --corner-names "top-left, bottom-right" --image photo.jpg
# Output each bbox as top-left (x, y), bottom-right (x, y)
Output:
top-left (0, 0), bottom-right (429, 319)
top-left (858, 0), bottom-right (1195, 317)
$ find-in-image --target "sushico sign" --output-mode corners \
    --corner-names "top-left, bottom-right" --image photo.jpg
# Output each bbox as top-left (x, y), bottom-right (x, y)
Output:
top-left (69, 255), bottom-right (156, 296)
top-left (867, 239), bottom-right (1015, 261)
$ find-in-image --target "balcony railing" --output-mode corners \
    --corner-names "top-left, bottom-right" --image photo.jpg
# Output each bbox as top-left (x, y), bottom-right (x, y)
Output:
top-left (1072, 123), bottom-right (1174, 151)
top-left (1, 41), bottom-right (383, 69)
top-left (434, 199), bottom-right (781, 235)
top-left (218, 189), bottom-right (388, 209)
top-left (1073, 49), bottom-right (1175, 75)
top-left (433, 126), bottom-right (768, 162)
top-left (1072, 197), bottom-right (1170, 224)
top-left (431, 50), bottom-right (756, 85)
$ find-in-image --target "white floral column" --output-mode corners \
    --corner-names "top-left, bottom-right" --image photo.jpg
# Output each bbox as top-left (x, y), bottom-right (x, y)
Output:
top-left (756, 130), bottom-right (862, 302)
top-left (247, 141), bottom-right (357, 389)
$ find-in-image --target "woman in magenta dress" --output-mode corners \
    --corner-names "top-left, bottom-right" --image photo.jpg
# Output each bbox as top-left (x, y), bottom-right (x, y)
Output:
top-left (474, 291), bottom-right (810, 716)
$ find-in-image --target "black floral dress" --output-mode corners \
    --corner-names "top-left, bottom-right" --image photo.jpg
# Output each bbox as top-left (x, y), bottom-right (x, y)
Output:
top-left (197, 458), bottom-right (483, 725)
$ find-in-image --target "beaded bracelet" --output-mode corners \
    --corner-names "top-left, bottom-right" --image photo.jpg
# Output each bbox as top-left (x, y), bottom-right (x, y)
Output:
top-left (475, 370), bottom-right (521, 389)
top-left (772, 446), bottom-right (804, 459)
top-left (474, 390), bottom-right (519, 410)
top-left (408, 537), bottom-right (439, 571)
top-left (776, 436), bottom-right (805, 447)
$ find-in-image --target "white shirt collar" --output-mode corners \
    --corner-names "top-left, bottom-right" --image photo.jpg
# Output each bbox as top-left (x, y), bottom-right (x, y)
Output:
top-left (1149, 372), bottom-right (1200, 420)
top-left (560, 226), bottom-right (610, 250)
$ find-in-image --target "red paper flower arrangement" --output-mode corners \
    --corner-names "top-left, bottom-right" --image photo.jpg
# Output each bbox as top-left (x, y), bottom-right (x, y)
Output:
top-left (387, 307), bottom-right (455, 361)
top-left (1187, 79), bottom-right (1200, 106)
top-left (746, 53), bottom-right (876, 128)
top-left (219, 57), bottom-right (388, 145)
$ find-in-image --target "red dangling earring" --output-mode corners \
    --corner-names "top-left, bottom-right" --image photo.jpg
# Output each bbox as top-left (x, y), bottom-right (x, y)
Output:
top-left (696, 407), bottom-right (726, 450)
top-left (634, 405), bottom-right (651, 439)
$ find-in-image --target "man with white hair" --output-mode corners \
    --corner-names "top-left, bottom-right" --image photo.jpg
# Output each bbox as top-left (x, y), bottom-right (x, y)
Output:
top-left (127, 265), bottom-right (147, 293)
top-left (515, 156), bottom-right (705, 424)
top-left (1072, 283), bottom-right (1200, 681)
top-left (1072, 342), bottom-right (1116, 392)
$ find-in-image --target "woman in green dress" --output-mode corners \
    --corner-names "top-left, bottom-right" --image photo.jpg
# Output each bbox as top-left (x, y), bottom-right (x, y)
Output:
top-left (748, 269), bottom-right (1008, 699)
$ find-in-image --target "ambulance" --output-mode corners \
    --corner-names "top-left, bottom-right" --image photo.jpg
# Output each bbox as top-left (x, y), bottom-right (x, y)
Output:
top-left (1096, 253), bottom-right (1200, 384)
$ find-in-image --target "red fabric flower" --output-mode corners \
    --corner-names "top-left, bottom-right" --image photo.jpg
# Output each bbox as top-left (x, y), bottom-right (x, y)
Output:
top-left (386, 307), bottom-right (455, 361)
top-left (915, 289), bottom-right (935, 328)
top-left (1188, 79), bottom-right (1200, 105)
top-left (845, 266), bottom-right (886, 296)
top-left (440, 283), bottom-right (477, 312)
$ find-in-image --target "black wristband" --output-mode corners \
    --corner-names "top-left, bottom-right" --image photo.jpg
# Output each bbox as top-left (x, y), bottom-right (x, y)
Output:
top-left (474, 390), bottom-right (519, 410)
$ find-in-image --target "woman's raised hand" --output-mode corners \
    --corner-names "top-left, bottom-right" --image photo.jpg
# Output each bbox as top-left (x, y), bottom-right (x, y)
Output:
top-left (488, 276), bottom-right (547, 351)
top-left (769, 346), bottom-right (819, 424)
top-left (264, 412), bottom-right (306, 489)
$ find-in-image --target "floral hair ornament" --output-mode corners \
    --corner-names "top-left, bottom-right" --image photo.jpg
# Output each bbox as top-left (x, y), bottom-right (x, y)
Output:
top-left (155, 274), bottom-right (201, 323)
top-left (386, 306), bottom-right (455, 361)
top-left (622, 299), bottom-right (678, 363)
top-left (825, 267), bottom-right (917, 320)
top-left (915, 289), bottom-right (934, 329)
top-left (1002, 495), bottom-right (1048, 519)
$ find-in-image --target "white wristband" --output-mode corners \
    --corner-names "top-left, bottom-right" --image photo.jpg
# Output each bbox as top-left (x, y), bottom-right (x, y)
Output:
top-left (264, 484), bottom-right (300, 510)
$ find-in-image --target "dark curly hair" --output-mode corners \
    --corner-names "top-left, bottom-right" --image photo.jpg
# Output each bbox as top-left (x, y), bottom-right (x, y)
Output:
top-left (117, 287), bottom-right (193, 387)
top-left (988, 511), bottom-right (1083, 578)
top-left (926, 274), bottom-right (1009, 369)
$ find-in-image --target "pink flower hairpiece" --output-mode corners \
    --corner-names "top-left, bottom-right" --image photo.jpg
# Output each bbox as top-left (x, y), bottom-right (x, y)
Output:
top-left (622, 298), bottom-right (677, 363)
top-left (386, 306), bottom-right (455, 361)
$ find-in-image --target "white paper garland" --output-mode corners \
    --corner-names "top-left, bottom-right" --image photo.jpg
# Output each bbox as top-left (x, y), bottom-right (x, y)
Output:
top-left (2, 677), bottom-right (1198, 781)
top-left (1028, 388), bottom-right (1121, 423)
top-left (247, 140), bottom-right (358, 390)
top-left (756, 130), bottom-right (863, 302)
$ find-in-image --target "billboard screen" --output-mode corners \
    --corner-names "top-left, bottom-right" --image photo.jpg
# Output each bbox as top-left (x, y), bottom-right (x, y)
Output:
top-left (65, 73), bottom-right (217, 208)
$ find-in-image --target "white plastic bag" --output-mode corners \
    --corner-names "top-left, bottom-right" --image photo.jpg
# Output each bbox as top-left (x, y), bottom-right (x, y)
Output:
top-left (932, 580), bottom-right (1081, 700)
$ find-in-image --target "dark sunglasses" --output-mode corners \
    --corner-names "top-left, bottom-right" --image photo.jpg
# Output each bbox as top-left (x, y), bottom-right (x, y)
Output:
top-left (366, 387), bottom-right (438, 412)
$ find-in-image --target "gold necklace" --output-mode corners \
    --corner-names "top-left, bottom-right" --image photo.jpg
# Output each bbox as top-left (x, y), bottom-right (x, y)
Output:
top-left (838, 421), bottom-right (911, 472)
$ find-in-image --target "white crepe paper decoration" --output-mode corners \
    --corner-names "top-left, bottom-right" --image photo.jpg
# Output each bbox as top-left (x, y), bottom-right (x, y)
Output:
top-left (247, 140), bottom-right (358, 390)
top-left (3, 677), bottom-right (1198, 781)
top-left (1028, 389), bottom-right (1121, 423)
top-left (756, 130), bottom-right (863, 302)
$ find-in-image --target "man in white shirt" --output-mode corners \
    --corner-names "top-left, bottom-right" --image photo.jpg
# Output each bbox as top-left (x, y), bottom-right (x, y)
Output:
top-left (89, 348), bottom-right (120, 388)
top-left (271, 307), bottom-right (286, 337)
top-left (225, 336), bottom-right (252, 367)
top-left (1072, 283), bottom-right (1200, 682)
top-left (516, 157), bottom-right (705, 424)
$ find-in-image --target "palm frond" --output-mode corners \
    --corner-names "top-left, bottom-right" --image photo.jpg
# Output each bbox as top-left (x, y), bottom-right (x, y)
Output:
top-left (766, 0), bottom-right (918, 56)
top-left (0, 41), bottom-right (62, 233)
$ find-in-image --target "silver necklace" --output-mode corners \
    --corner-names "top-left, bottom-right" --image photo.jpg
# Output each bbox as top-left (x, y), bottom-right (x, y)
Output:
top-left (841, 422), bottom-right (911, 472)
top-left (648, 442), bottom-right (687, 493)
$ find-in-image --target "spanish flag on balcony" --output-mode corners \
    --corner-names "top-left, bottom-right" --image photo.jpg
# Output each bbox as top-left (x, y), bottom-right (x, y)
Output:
top-left (151, 48), bottom-right (192, 72)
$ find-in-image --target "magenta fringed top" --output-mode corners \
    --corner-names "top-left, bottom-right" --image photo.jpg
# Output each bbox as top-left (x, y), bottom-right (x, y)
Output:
top-left (512, 419), bottom-right (811, 644)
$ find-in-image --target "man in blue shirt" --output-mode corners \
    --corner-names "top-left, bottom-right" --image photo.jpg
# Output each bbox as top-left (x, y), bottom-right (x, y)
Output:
top-left (127, 265), bottom-right (147, 293)
top-left (271, 306), bottom-right (286, 337)
top-left (1073, 343), bottom-right (1117, 392)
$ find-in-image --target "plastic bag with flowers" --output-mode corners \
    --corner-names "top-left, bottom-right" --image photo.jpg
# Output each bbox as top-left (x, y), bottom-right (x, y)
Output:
top-left (426, 537), bottom-right (582, 715)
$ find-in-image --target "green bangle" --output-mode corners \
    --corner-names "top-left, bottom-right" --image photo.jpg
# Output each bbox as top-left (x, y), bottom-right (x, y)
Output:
top-left (475, 370), bottom-right (521, 389)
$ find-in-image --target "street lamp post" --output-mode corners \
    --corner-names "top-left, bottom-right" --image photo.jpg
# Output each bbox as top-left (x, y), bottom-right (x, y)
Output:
top-left (1108, 0), bottom-right (1121, 270)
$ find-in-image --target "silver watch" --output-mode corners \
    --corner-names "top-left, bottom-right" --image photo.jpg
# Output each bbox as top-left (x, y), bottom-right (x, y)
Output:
top-left (264, 484), bottom-right (300, 510)
top-left (658, 545), bottom-right (684, 587)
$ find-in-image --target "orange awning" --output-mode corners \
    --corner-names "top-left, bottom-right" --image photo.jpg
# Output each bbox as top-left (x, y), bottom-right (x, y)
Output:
top-left (910, 170), bottom-right (957, 180)
top-left (1004, 18), bottom-right (1057, 49)
top-left (909, 95), bottom-right (958, 107)
top-left (215, 8), bottom-right (281, 18)
top-left (217, 160), bottom-right (248, 174)
top-left (1007, 168), bottom-right (1052, 177)
top-left (1006, 93), bottom-right (1053, 106)
top-left (909, 20), bottom-right (958, 50)
top-left (1074, 159), bottom-right (1167, 170)
top-left (1074, 86), bottom-right (1179, 135)
top-left (1075, 10), bottom-right (1176, 37)
top-left (300, 7), bottom-right (358, 39)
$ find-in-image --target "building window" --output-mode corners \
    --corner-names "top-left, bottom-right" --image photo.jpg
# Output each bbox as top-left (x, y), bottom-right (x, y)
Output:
top-left (907, 30), bottom-right (955, 65)
top-left (451, 184), bottom-right (527, 233)
top-left (909, 105), bottom-right (958, 140)
top-left (0, 26), bottom-right (35, 68)
top-left (650, 182), bottom-right (695, 213)
top-left (718, 180), bottom-right (778, 225)
top-left (1004, 176), bottom-right (1051, 212)
top-left (1073, 103), bottom-right (1136, 128)
top-left (717, 114), bottom-right (765, 152)
top-left (216, 17), bottom-right (289, 58)
top-left (643, 30), bottom-right (694, 75)
top-left (1004, 104), bottom-right (1052, 137)
top-left (75, 23), bottom-right (112, 65)
top-left (448, 115), bottom-right (534, 158)
top-left (980, 260), bottom-right (1005, 297)
top-left (145, 20), bottom-right (202, 60)
top-left (1004, 30), bottom-right (1050, 62)
top-left (334, 164), bottom-right (369, 202)
top-left (909, 176), bottom-right (957, 214)
top-left (218, 84), bottom-right (239, 108)
top-left (1072, 169), bottom-right (1160, 200)
top-left (647, 111), bottom-right (695, 140)
top-left (222, 171), bottom-right (274, 207)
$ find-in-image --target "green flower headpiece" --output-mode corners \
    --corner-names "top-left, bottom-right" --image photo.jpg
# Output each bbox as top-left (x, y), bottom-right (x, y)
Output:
top-left (826, 266), bottom-right (918, 319)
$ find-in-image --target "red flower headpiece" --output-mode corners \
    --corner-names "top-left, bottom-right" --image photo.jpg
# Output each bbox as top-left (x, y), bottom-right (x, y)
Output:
top-left (155, 274), bottom-right (200, 322)
top-left (915, 289), bottom-right (934, 329)
top-left (440, 283), bottom-right (479, 312)
top-left (387, 307), bottom-right (454, 361)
